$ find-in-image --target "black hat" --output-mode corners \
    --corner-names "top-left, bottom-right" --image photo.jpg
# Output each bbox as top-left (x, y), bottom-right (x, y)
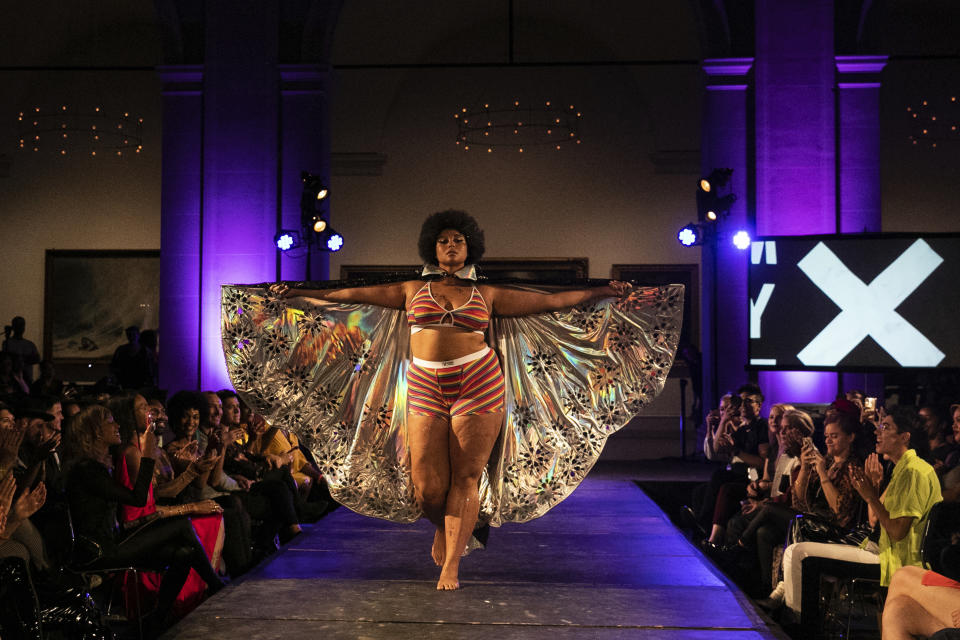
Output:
top-left (12, 399), bottom-right (54, 422)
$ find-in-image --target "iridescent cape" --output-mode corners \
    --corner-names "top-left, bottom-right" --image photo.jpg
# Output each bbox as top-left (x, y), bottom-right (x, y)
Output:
top-left (221, 279), bottom-right (683, 527)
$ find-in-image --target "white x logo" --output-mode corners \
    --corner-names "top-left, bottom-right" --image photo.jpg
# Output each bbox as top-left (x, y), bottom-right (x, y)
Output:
top-left (797, 239), bottom-right (945, 367)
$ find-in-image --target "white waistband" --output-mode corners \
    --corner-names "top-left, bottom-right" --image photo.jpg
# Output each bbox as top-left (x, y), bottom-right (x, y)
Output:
top-left (411, 324), bottom-right (484, 336)
top-left (412, 346), bottom-right (490, 369)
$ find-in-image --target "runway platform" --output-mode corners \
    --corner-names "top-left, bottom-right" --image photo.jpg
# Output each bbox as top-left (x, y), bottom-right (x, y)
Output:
top-left (163, 462), bottom-right (785, 639)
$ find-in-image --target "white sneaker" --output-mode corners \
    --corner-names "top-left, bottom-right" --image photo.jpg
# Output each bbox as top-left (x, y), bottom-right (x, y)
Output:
top-left (768, 580), bottom-right (785, 603)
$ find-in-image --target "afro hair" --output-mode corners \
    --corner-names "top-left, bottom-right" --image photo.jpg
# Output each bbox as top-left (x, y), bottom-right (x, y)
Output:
top-left (417, 210), bottom-right (485, 265)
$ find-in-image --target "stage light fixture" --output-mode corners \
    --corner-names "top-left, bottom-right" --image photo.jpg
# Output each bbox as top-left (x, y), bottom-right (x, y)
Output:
top-left (274, 230), bottom-right (301, 251)
top-left (312, 217), bottom-right (327, 233)
top-left (326, 232), bottom-right (344, 252)
top-left (732, 230), bottom-right (751, 250)
top-left (300, 171), bottom-right (328, 203)
top-left (697, 169), bottom-right (736, 223)
top-left (677, 224), bottom-right (700, 247)
top-left (699, 168), bottom-right (732, 194)
top-left (316, 227), bottom-right (344, 252)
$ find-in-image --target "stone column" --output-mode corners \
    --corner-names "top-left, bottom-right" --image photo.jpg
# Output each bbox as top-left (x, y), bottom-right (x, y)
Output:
top-left (198, 0), bottom-right (281, 390)
top-left (754, 0), bottom-right (839, 403)
top-left (835, 55), bottom-right (886, 233)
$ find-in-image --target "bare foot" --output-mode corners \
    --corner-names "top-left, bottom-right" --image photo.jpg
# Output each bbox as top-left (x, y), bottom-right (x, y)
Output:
top-left (432, 527), bottom-right (446, 566)
top-left (436, 569), bottom-right (460, 590)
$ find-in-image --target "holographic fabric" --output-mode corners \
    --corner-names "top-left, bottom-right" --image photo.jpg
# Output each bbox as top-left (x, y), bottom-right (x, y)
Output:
top-left (221, 282), bottom-right (683, 527)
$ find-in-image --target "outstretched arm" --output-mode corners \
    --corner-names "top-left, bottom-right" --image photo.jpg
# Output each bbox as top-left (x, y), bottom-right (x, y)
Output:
top-left (483, 281), bottom-right (631, 317)
top-left (270, 281), bottom-right (409, 309)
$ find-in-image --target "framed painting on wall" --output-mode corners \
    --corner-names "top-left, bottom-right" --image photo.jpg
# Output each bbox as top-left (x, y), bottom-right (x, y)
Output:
top-left (44, 250), bottom-right (160, 363)
top-left (611, 263), bottom-right (699, 349)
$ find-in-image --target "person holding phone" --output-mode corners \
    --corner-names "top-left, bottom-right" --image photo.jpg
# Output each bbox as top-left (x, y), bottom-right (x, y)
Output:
top-left (64, 405), bottom-right (224, 634)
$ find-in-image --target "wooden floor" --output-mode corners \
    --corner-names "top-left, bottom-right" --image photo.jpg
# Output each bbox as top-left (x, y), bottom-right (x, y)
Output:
top-left (162, 462), bottom-right (787, 639)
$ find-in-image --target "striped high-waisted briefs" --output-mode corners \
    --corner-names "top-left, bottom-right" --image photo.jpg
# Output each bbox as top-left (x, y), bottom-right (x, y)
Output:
top-left (407, 347), bottom-right (505, 417)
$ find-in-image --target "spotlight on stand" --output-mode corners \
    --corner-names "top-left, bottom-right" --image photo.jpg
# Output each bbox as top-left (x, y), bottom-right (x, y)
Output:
top-left (274, 230), bottom-right (302, 252)
top-left (697, 168), bottom-right (735, 223)
top-left (300, 171), bottom-right (330, 232)
top-left (677, 223), bottom-right (701, 247)
top-left (699, 168), bottom-right (732, 195)
top-left (732, 230), bottom-right (751, 250)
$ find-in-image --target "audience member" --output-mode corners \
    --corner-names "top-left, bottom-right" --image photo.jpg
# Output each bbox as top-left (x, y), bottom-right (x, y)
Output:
top-left (737, 409), bottom-right (813, 594)
top-left (772, 406), bottom-right (940, 634)
top-left (2, 317), bottom-right (40, 385)
top-left (29, 360), bottom-right (63, 398)
top-left (110, 325), bottom-right (154, 390)
top-left (882, 565), bottom-right (960, 640)
top-left (64, 404), bottom-right (224, 634)
top-left (109, 393), bottom-right (225, 619)
top-left (0, 353), bottom-right (29, 396)
top-left (700, 385), bottom-right (770, 546)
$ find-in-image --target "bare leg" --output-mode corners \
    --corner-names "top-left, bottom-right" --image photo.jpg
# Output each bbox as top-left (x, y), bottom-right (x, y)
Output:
top-left (882, 566), bottom-right (960, 640)
top-left (707, 524), bottom-right (725, 544)
top-left (407, 413), bottom-right (451, 566)
top-left (438, 411), bottom-right (503, 590)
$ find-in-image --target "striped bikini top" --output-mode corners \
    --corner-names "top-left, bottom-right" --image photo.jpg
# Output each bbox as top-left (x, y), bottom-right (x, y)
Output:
top-left (407, 282), bottom-right (490, 335)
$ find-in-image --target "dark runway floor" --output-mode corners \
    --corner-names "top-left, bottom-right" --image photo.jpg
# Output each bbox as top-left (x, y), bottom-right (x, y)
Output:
top-left (163, 461), bottom-right (786, 639)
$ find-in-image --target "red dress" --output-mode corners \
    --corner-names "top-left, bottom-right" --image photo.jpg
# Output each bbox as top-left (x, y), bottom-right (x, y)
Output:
top-left (116, 453), bottom-right (225, 618)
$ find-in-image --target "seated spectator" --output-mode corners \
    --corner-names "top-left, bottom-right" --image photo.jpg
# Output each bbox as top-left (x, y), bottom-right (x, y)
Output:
top-left (63, 404), bottom-right (224, 633)
top-left (777, 406), bottom-right (941, 632)
top-left (922, 405), bottom-right (956, 471)
top-left (882, 566), bottom-right (960, 640)
top-left (943, 403), bottom-right (960, 501)
top-left (2, 401), bottom-right (56, 575)
top-left (702, 393), bottom-right (737, 463)
top-left (699, 385), bottom-right (770, 546)
top-left (109, 393), bottom-right (225, 619)
top-left (166, 391), bottom-right (305, 551)
top-left (737, 409), bottom-right (813, 594)
top-left (763, 408), bottom-right (864, 608)
top-left (238, 396), bottom-right (323, 501)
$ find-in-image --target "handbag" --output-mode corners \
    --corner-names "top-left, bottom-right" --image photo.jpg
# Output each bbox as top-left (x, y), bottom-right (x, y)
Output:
top-left (789, 513), bottom-right (874, 547)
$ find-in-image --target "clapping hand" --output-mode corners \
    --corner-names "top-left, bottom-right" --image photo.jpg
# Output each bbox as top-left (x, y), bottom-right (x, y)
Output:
top-left (37, 431), bottom-right (61, 460)
top-left (13, 482), bottom-right (46, 520)
top-left (0, 472), bottom-right (16, 525)
top-left (0, 426), bottom-right (25, 472)
top-left (864, 453), bottom-right (884, 488)
top-left (849, 464), bottom-right (877, 501)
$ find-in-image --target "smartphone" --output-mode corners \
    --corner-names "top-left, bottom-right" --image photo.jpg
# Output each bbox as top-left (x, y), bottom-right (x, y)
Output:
top-left (864, 397), bottom-right (877, 412)
top-left (802, 436), bottom-right (815, 449)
